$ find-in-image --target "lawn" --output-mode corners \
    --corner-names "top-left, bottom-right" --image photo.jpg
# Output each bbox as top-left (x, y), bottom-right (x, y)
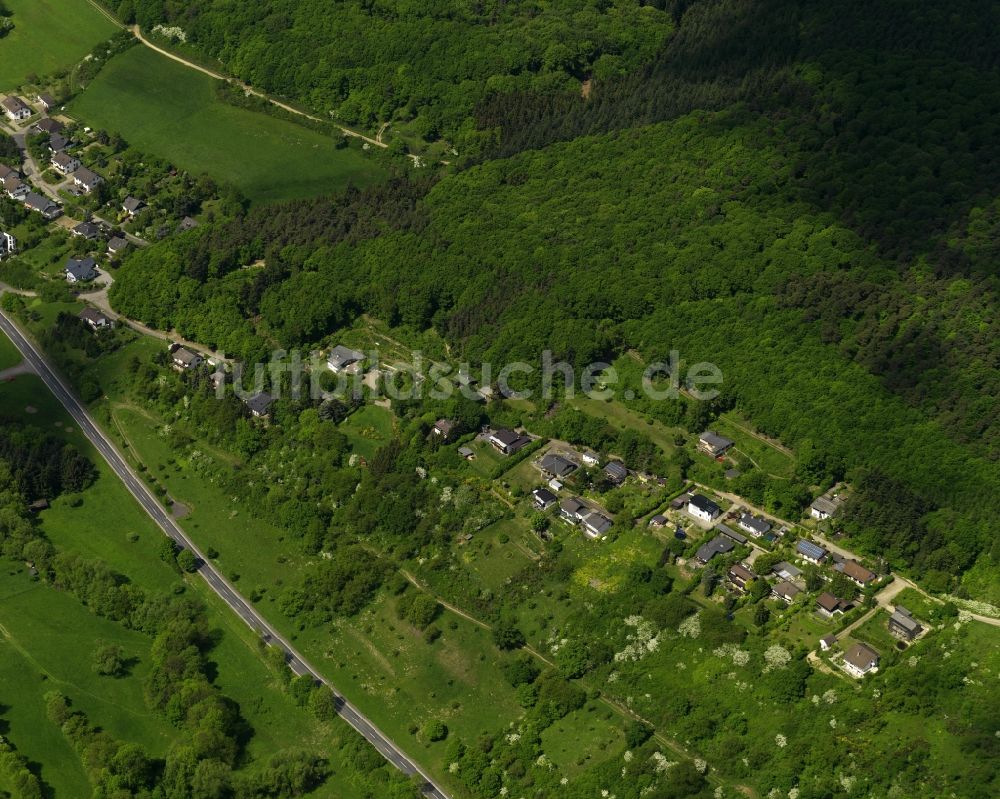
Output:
top-left (0, 328), bottom-right (20, 369)
top-left (0, 0), bottom-right (117, 91)
top-left (541, 702), bottom-right (625, 776)
top-left (713, 411), bottom-right (796, 479)
top-left (67, 45), bottom-right (388, 202)
top-left (340, 404), bottom-right (396, 460)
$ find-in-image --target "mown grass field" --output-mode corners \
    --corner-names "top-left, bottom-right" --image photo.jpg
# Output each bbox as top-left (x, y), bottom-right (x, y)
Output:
top-left (0, 327), bottom-right (20, 369)
top-left (0, 0), bottom-right (117, 90)
top-left (68, 45), bottom-right (388, 202)
top-left (0, 373), bottom-right (398, 797)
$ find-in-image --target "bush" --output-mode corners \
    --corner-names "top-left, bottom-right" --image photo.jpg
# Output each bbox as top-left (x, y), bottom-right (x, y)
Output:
top-left (423, 719), bottom-right (448, 742)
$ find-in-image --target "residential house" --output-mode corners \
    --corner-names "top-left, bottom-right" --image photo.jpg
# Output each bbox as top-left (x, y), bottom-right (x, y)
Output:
top-left (122, 197), bottom-right (145, 216)
top-left (603, 460), bottom-right (628, 485)
top-left (698, 430), bottom-right (734, 458)
top-left (559, 497), bottom-right (587, 524)
top-left (581, 511), bottom-right (613, 539)
top-left (842, 642), bottom-right (879, 678)
top-left (695, 535), bottom-right (734, 564)
top-left (64, 257), bottom-right (97, 283)
top-left (837, 559), bottom-right (877, 588)
top-left (772, 561), bottom-right (802, 582)
top-left (796, 538), bottom-right (828, 565)
top-left (532, 488), bottom-right (558, 510)
top-left (819, 634), bottom-right (837, 652)
top-left (489, 428), bottom-right (530, 455)
top-left (245, 391), bottom-right (275, 419)
top-left (888, 606), bottom-right (923, 641)
top-left (36, 93), bottom-right (58, 111)
top-left (23, 192), bottom-right (61, 219)
top-left (72, 220), bottom-right (101, 240)
top-left (3, 175), bottom-right (27, 199)
top-left (738, 513), bottom-right (772, 538)
top-left (547, 478), bottom-right (563, 493)
top-left (457, 446), bottom-right (475, 461)
top-left (816, 592), bottom-right (851, 618)
top-left (716, 523), bottom-right (748, 546)
top-left (771, 581), bottom-right (802, 604)
top-left (326, 344), bottom-right (364, 373)
top-left (539, 453), bottom-right (577, 479)
top-left (33, 117), bottom-right (64, 135)
top-left (51, 152), bottom-right (80, 174)
top-left (810, 491), bottom-right (844, 520)
top-left (72, 167), bottom-right (103, 193)
top-left (581, 450), bottom-right (600, 467)
top-left (1, 96), bottom-right (31, 121)
top-left (170, 345), bottom-right (203, 370)
top-left (670, 493), bottom-right (690, 510)
top-left (728, 562), bottom-right (756, 592)
top-left (0, 164), bottom-right (14, 180)
top-left (687, 494), bottom-right (721, 523)
top-left (48, 132), bottom-right (70, 153)
top-left (648, 514), bottom-right (668, 528)
top-left (178, 216), bottom-right (199, 231)
top-left (0, 231), bottom-right (15, 259)
top-left (431, 418), bottom-right (456, 440)
top-left (78, 307), bottom-right (112, 330)
top-left (108, 236), bottom-right (129, 256)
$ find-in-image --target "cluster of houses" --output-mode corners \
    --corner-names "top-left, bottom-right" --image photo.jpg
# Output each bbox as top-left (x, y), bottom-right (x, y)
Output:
top-left (50, 151), bottom-right (103, 195)
top-left (554, 495), bottom-right (613, 539)
top-left (0, 162), bottom-right (61, 220)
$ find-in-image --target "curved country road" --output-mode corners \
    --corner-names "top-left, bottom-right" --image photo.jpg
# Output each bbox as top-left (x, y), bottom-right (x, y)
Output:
top-left (0, 308), bottom-right (449, 799)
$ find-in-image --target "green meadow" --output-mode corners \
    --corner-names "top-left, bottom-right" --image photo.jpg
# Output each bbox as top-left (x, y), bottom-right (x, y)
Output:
top-left (0, 0), bottom-right (117, 90)
top-left (68, 45), bottom-right (388, 202)
top-left (0, 327), bottom-right (20, 369)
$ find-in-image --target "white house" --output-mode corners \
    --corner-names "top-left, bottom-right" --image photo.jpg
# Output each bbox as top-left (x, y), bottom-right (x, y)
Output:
top-left (51, 152), bottom-right (80, 174)
top-left (1, 96), bottom-right (31, 121)
top-left (0, 231), bottom-right (15, 259)
top-left (72, 167), bottom-right (103, 193)
top-left (842, 643), bottom-right (879, 678)
top-left (687, 494), bottom-right (721, 523)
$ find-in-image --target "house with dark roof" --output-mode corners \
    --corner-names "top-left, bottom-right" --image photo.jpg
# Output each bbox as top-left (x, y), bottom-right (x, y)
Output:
top-left (1, 95), bottom-right (31, 121)
top-left (603, 460), bottom-right (628, 485)
top-left (108, 236), bottom-right (129, 256)
top-left (532, 488), bottom-right (558, 510)
top-left (245, 391), bottom-right (275, 419)
top-left (738, 513), bottom-right (772, 538)
top-left (837, 559), bottom-right (877, 588)
top-left (888, 606), bottom-right (923, 641)
top-left (36, 93), bottom-right (58, 111)
top-left (326, 344), bottom-right (364, 373)
top-left (33, 117), bottom-right (64, 135)
top-left (559, 497), bottom-right (587, 524)
top-left (23, 192), bottom-right (61, 219)
top-left (78, 307), bottom-right (112, 330)
top-left (816, 592), bottom-right (851, 618)
top-left (819, 633), bottom-right (837, 652)
top-left (3, 174), bottom-right (27, 199)
top-left (581, 511), bottom-right (613, 539)
top-left (72, 220), bottom-right (101, 240)
top-left (122, 197), bottom-right (145, 216)
top-left (796, 538), bottom-right (828, 564)
top-left (695, 535), bottom-right (734, 564)
top-left (170, 345), bottom-right (203, 370)
top-left (457, 446), bottom-right (475, 460)
top-left (64, 257), bottom-right (97, 283)
top-left (687, 494), bottom-right (721, 523)
top-left (810, 492), bottom-right (844, 520)
top-left (432, 418), bottom-right (456, 439)
top-left (698, 430), bottom-right (734, 458)
top-left (842, 642), bottom-right (879, 677)
top-left (771, 581), bottom-right (801, 604)
top-left (48, 132), bottom-right (70, 153)
top-left (51, 152), bottom-right (80, 174)
top-left (539, 452), bottom-right (578, 479)
top-left (648, 514), bottom-right (668, 528)
top-left (728, 562), bottom-right (756, 591)
top-left (489, 428), bottom-right (530, 455)
top-left (72, 167), bottom-right (103, 193)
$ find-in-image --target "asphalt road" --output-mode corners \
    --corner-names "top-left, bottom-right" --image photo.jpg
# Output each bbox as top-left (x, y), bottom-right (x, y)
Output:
top-left (0, 309), bottom-right (449, 799)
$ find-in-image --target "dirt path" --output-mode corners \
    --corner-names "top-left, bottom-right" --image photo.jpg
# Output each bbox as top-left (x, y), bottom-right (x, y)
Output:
top-left (0, 361), bottom-right (34, 381)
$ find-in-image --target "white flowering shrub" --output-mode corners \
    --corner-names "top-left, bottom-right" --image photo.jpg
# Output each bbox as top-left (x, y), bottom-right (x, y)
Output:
top-left (152, 23), bottom-right (187, 42)
top-left (615, 616), bottom-right (661, 662)
top-left (763, 644), bottom-right (791, 672)
top-left (694, 758), bottom-right (707, 773)
top-left (678, 612), bottom-right (702, 639)
top-left (822, 689), bottom-right (838, 704)
top-left (775, 733), bottom-right (787, 748)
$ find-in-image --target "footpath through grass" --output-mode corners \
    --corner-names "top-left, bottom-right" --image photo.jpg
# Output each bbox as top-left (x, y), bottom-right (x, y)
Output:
top-left (0, 0), bottom-right (117, 90)
top-left (68, 45), bottom-right (388, 202)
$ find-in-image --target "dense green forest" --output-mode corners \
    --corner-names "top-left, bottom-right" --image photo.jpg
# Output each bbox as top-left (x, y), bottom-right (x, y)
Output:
top-left (110, 0), bottom-right (672, 149)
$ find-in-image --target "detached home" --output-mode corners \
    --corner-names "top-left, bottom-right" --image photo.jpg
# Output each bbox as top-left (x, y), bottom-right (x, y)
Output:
top-left (738, 513), bottom-right (772, 538)
top-left (432, 419), bottom-right (456, 440)
top-left (581, 511), bottom-right (613, 539)
top-left (888, 606), bottom-right (923, 641)
top-left (559, 497), bottom-right (587, 524)
top-left (326, 344), bottom-right (364, 373)
top-left (122, 197), bottom-right (145, 216)
top-left (539, 453), bottom-right (577, 479)
top-left (1, 95), bottom-right (31, 121)
top-left (51, 152), bottom-right (80, 174)
top-left (245, 391), bottom-right (275, 419)
top-left (837, 559), bottom-right (877, 588)
top-left (698, 430), bottom-right (734, 458)
top-left (816, 592), bottom-right (851, 618)
top-left (796, 538), bottom-right (828, 565)
top-left (72, 220), bottom-right (101, 240)
top-left (771, 581), bottom-right (801, 604)
top-left (687, 494), bottom-right (721, 523)
top-left (489, 428), bottom-right (530, 455)
top-left (3, 175), bottom-right (27, 199)
top-left (728, 562), bottom-right (756, 592)
top-left (78, 308), bottom-right (112, 330)
top-left (36, 93), bottom-right (58, 111)
top-left (842, 643), bottom-right (879, 678)
top-left (0, 231), bottom-right (15, 258)
top-left (64, 257), bottom-right (97, 283)
top-left (810, 491), bottom-right (844, 520)
top-left (108, 236), bottom-right (129, 256)
top-left (33, 117), bottom-right (64, 135)
top-left (72, 167), bottom-right (103, 193)
top-left (695, 535), bottom-right (734, 564)
top-left (772, 561), bottom-right (802, 581)
top-left (532, 488), bottom-right (558, 510)
top-left (170, 345), bottom-right (203, 370)
top-left (23, 192), bottom-right (61, 219)
top-left (603, 460), bottom-right (628, 485)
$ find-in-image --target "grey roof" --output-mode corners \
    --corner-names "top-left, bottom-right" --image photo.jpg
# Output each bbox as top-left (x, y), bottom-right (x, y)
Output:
top-left (688, 493), bottom-right (721, 517)
top-left (108, 236), bottom-right (129, 252)
top-left (649, 514), bottom-right (668, 526)
top-left (1, 96), bottom-right (29, 113)
top-left (820, 633), bottom-right (838, 647)
top-left (78, 307), bottom-right (110, 325)
top-left (72, 220), bottom-right (100, 239)
top-left (245, 391), bottom-right (275, 416)
top-left (540, 453), bottom-right (577, 478)
top-left (582, 511), bottom-right (613, 537)
top-left (560, 497), bottom-right (586, 516)
top-left (327, 344), bottom-right (364, 369)
top-left (695, 535), bottom-right (734, 563)
top-left (24, 192), bottom-right (59, 214)
top-left (699, 430), bottom-right (734, 452)
top-left (724, 468), bottom-right (741, 479)
top-left (716, 523), bottom-right (747, 545)
top-left (603, 461), bottom-right (628, 482)
top-left (72, 166), bottom-right (102, 186)
top-left (37, 93), bottom-right (57, 107)
top-left (811, 496), bottom-right (840, 515)
top-left (796, 539), bottom-right (828, 561)
top-left (772, 561), bottom-right (801, 580)
top-left (49, 133), bottom-right (70, 152)
top-left (64, 257), bottom-right (97, 281)
top-left (457, 446), bottom-right (474, 457)
top-left (34, 117), bottom-right (64, 134)
top-left (52, 152), bottom-right (77, 168)
top-left (739, 513), bottom-right (772, 535)
top-left (772, 581), bottom-right (801, 601)
top-left (122, 196), bottom-right (144, 213)
top-left (172, 346), bottom-right (201, 367)
top-left (433, 418), bottom-right (455, 436)
top-left (890, 608), bottom-right (922, 633)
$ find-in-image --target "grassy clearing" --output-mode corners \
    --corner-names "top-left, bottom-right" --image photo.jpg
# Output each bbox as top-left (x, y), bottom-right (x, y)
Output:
top-left (0, 0), bottom-right (117, 90)
top-left (0, 328), bottom-right (21, 369)
top-left (340, 404), bottom-right (395, 460)
top-left (541, 702), bottom-right (625, 776)
top-left (67, 45), bottom-right (388, 202)
top-left (568, 394), bottom-right (680, 457)
top-left (714, 411), bottom-right (796, 479)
